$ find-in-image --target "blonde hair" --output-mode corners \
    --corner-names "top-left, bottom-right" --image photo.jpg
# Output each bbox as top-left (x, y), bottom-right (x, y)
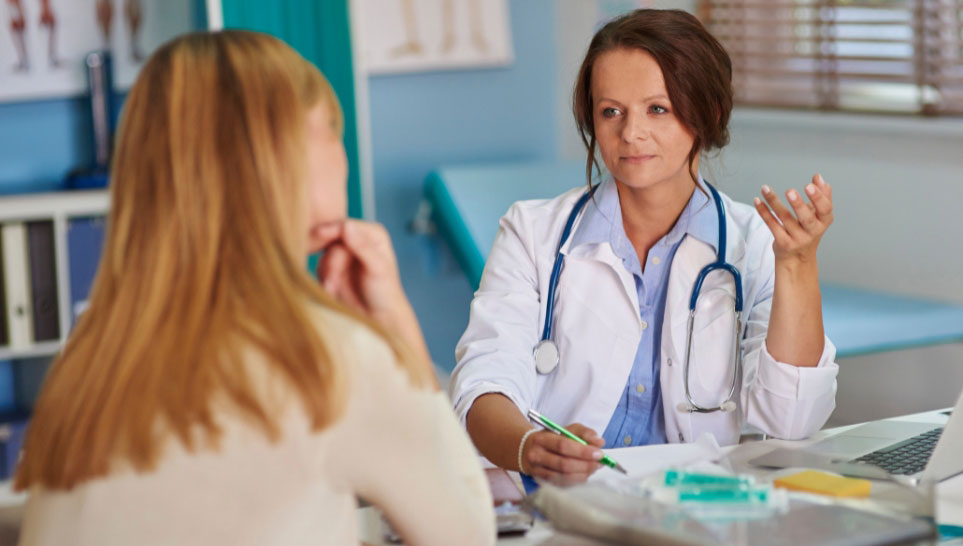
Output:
top-left (16, 30), bottom-right (427, 491)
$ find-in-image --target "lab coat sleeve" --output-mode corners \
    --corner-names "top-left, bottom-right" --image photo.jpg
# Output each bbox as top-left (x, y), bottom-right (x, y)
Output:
top-left (740, 251), bottom-right (839, 440)
top-left (448, 202), bottom-right (541, 425)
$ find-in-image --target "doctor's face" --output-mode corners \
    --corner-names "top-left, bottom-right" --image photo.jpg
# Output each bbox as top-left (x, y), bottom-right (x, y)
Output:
top-left (591, 48), bottom-right (696, 192)
top-left (305, 103), bottom-right (348, 253)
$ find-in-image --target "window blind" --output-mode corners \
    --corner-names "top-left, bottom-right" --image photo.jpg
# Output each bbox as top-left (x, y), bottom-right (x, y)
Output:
top-left (700, 0), bottom-right (963, 115)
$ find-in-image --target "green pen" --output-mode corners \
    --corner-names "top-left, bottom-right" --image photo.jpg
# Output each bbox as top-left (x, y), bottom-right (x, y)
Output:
top-left (527, 408), bottom-right (628, 474)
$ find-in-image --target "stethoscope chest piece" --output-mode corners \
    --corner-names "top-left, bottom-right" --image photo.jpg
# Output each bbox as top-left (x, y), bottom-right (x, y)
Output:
top-left (534, 339), bottom-right (560, 374)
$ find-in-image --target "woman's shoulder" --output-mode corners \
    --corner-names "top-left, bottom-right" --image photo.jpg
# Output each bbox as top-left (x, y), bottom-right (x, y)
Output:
top-left (305, 303), bottom-right (396, 368)
top-left (504, 185), bottom-right (586, 223)
top-left (495, 185), bottom-right (588, 249)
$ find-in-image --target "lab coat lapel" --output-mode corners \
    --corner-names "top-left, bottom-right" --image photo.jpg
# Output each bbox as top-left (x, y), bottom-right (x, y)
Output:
top-left (561, 241), bottom-right (642, 335)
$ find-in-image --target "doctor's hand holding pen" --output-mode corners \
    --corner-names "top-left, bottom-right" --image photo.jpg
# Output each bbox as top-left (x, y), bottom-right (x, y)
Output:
top-left (754, 173), bottom-right (835, 368)
top-left (311, 219), bottom-right (438, 387)
top-left (466, 394), bottom-right (606, 484)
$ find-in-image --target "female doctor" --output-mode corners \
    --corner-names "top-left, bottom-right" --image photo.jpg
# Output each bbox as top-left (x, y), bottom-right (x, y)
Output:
top-left (448, 9), bottom-right (840, 484)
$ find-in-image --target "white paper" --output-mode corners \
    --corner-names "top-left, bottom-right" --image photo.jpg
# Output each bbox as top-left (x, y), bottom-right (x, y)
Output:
top-left (590, 432), bottom-right (725, 482)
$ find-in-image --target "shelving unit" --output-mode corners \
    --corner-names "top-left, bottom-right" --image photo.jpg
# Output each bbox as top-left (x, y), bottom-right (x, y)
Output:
top-left (0, 190), bottom-right (109, 361)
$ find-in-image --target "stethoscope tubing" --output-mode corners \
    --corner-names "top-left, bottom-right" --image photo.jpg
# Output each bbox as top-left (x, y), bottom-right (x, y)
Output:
top-left (534, 181), bottom-right (744, 414)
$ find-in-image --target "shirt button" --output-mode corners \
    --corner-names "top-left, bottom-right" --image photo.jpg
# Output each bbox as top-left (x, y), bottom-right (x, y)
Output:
top-left (636, 384), bottom-right (645, 394)
top-left (623, 435), bottom-right (632, 446)
top-left (678, 432), bottom-right (685, 442)
top-left (652, 256), bottom-right (661, 265)
top-left (640, 320), bottom-right (648, 331)
top-left (667, 357), bottom-right (673, 367)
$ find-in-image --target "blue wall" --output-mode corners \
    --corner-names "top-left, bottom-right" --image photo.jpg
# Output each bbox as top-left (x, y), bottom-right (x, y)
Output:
top-left (0, 97), bottom-right (97, 193)
top-left (0, 0), bottom-right (560, 377)
top-left (368, 0), bottom-right (560, 371)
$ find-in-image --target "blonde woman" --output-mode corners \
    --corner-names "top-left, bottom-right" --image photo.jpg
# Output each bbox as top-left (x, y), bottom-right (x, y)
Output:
top-left (15, 31), bottom-right (495, 546)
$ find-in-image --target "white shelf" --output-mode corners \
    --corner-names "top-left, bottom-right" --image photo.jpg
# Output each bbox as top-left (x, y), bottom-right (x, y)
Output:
top-left (0, 189), bottom-right (110, 362)
top-left (0, 341), bottom-right (60, 361)
top-left (0, 190), bottom-right (109, 222)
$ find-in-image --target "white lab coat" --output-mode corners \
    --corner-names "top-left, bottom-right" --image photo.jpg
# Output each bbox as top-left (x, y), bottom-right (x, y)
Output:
top-left (449, 185), bottom-right (839, 447)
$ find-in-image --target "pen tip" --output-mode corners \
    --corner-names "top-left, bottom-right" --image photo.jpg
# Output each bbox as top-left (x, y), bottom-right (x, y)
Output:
top-left (615, 463), bottom-right (628, 475)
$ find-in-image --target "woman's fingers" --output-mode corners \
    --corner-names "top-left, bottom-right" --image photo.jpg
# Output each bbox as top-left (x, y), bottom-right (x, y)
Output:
top-left (753, 197), bottom-right (791, 247)
top-left (814, 173), bottom-right (832, 200)
top-left (318, 244), bottom-right (365, 310)
top-left (308, 222), bottom-right (344, 254)
top-left (523, 424), bottom-right (605, 480)
top-left (805, 179), bottom-right (834, 225)
top-left (760, 185), bottom-right (804, 238)
top-left (529, 446), bottom-right (600, 475)
top-left (755, 175), bottom-right (834, 263)
top-left (785, 188), bottom-right (820, 231)
top-left (340, 220), bottom-right (397, 276)
top-left (566, 423), bottom-right (605, 447)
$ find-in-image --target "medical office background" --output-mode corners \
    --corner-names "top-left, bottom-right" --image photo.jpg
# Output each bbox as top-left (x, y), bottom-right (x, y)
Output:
top-left (0, 0), bottom-right (960, 442)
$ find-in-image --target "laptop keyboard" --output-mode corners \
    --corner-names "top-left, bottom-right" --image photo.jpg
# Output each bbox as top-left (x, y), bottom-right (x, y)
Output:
top-left (853, 427), bottom-right (943, 476)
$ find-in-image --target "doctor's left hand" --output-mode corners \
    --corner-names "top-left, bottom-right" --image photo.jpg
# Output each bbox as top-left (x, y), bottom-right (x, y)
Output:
top-left (753, 173), bottom-right (834, 266)
top-left (312, 220), bottom-right (434, 369)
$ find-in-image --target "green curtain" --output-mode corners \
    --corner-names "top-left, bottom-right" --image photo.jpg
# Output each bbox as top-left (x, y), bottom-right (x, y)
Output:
top-left (219, 0), bottom-right (364, 221)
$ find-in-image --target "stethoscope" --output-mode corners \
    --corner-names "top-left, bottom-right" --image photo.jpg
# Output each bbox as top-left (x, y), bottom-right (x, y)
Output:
top-left (532, 181), bottom-right (744, 414)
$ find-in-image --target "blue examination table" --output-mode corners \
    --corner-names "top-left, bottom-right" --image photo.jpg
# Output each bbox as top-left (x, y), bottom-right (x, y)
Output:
top-left (423, 161), bottom-right (963, 358)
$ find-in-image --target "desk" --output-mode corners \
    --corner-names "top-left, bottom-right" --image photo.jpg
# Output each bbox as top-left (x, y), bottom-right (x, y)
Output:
top-left (359, 408), bottom-right (963, 545)
top-left (423, 161), bottom-right (963, 358)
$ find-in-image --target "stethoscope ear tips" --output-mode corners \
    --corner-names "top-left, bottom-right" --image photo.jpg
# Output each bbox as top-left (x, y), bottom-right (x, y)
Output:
top-left (721, 400), bottom-right (737, 413)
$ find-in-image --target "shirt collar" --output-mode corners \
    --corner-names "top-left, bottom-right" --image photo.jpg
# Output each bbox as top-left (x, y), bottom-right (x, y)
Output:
top-left (567, 174), bottom-right (720, 254)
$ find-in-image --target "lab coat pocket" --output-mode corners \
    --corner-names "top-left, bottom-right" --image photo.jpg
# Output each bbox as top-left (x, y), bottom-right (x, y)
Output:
top-left (689, 282), bottom-right (739, 399)
top-left (538, 264), bottom-right (622, 414)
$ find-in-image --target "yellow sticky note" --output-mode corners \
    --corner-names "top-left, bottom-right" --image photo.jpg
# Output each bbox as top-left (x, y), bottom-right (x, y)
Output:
top-left (773, 470), bottom-right (872, 498)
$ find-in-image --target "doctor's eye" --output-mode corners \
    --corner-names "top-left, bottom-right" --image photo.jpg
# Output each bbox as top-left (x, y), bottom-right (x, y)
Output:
top-left (649, 104), bottom-right (669, 114)
top-left (600, 107), bottom-right (621, 118)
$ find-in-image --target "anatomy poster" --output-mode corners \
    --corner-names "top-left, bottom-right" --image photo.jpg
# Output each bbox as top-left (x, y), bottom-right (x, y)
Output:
top-left (357, 0), bottom-right (513, 74)
top-left (0, 0), bottom-right (194, 103)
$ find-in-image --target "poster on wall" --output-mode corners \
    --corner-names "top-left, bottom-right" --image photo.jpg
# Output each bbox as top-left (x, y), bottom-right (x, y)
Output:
top-left (0, 0), bottom-right (194, 103)
top-left (357, 0), bottom-right (513, 75)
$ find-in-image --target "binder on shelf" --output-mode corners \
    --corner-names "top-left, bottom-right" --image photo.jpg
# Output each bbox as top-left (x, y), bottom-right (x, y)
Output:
top-left (27, 221), bottom-right (60, 342)
top-left (0, 235), bottom-right (7, 347)
top-left (1, 223), bottom-right (33, 349)
top-left (67, 216), bottom-right (106, 322)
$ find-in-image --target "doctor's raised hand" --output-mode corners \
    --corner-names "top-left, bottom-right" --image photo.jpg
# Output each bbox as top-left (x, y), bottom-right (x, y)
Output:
top-left (754, 174), bottom-right (835, 367)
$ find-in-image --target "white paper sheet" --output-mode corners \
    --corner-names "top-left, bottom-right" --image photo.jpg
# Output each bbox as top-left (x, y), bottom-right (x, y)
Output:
top-left (590, 433), bottom-right (725, 482)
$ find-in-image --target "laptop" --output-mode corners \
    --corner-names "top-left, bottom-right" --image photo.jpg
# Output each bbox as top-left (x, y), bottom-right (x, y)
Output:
top-left (750, 387), bottom-right (963, 484)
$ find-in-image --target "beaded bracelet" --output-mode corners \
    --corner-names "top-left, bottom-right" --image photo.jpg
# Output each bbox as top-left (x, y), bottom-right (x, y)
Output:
top-left (517, 428), bottom-right (539, 475)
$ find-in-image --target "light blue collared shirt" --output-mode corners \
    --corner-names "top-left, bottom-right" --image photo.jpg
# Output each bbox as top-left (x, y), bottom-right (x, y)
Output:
top-left (567, 177), bottom-right (719, 448)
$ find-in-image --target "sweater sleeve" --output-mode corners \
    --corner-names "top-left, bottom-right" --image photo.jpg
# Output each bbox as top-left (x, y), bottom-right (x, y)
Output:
top-left (326, 319), bottom-right (496, 546)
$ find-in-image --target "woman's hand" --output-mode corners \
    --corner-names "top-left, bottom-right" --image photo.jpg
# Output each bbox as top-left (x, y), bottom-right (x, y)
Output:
top-left (314, 220), bottom-right (406, 318)
top-left (753, 174), bottom-right (834, 266)
top-left (313, 220), bottom-right (434, 370)
top-left (753, 174), bottom-right (833, 367)
top-left (521, 423), bottom-right (605, 484)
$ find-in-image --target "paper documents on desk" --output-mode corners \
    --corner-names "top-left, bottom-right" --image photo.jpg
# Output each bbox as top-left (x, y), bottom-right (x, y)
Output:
top-left (529, 432), bottom-right (935, 546)
top-left (590, 432), bottom-right (725, 482)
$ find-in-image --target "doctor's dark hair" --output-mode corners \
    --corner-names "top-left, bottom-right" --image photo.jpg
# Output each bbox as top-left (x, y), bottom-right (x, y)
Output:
top-left (573, 9), bottom-right (733, 186)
